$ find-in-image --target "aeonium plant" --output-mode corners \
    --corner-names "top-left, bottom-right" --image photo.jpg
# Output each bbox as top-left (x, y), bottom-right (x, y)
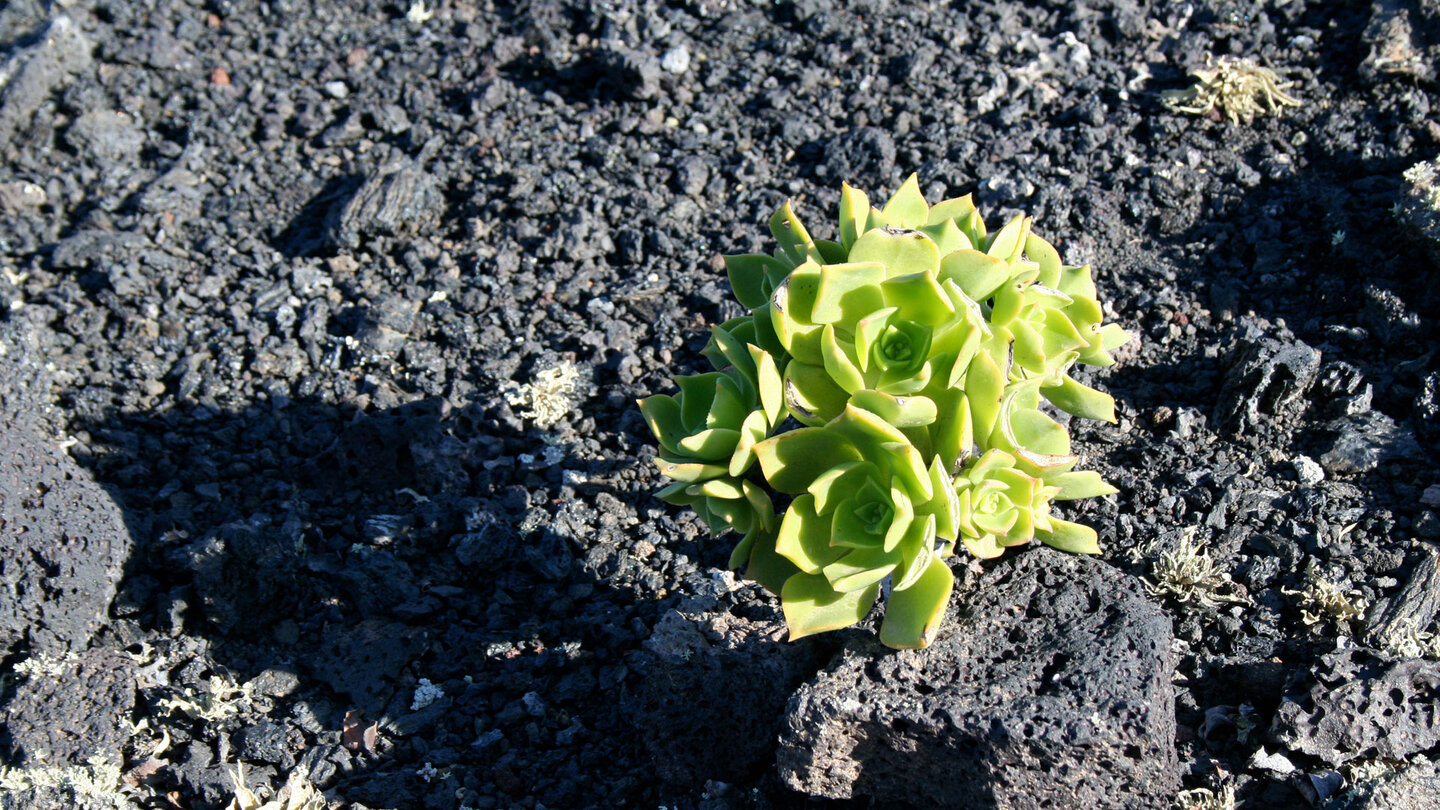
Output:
top-left (640, 176), bottom-right (1133, 649)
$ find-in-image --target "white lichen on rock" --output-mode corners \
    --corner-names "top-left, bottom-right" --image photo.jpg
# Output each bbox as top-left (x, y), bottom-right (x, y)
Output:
top-left (1162, 55), bottom-right (1301, 123)
top-left (0, 753), bottom-right (132, 809)
top-left (506, 361), bottom-right (587, 428)
top-left (1145, 529), bottom-right (1250, 608)
top-left (1175, 784), bottom-right (1236, 810)
top-left (1378, 617), bottom-right (1440, 659)
top-left (411, 677), bottom-right (445, 710)
top-left (1284, 574), bottom-right (1367, 631)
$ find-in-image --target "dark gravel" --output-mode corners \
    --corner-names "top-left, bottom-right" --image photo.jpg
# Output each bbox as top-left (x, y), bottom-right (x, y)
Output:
top-left (1, 0), bottom-right (1438, 808)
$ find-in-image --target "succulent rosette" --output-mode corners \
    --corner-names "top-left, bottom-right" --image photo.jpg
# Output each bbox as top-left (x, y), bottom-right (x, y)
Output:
top-left (640, 175), bottom-right (1131, 650)
top-left (770, 255), bottom-right (986, 427)
top-left (639, 329), bottom-right (788, 569)
top-left (954, 448), bottom-right (1109, 559)
top-left (750, 405), bottom-right (958, 648)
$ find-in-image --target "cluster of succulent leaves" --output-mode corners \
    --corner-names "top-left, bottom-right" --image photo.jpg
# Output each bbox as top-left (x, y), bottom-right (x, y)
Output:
top-left (640, 176), bottom-right (1132, 649)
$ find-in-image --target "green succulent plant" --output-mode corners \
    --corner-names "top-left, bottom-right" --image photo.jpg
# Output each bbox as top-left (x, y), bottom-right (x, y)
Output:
top-left (640, 175), bottom-right (1132, 649)
top-left (753, 404), bottom-right (959, 648)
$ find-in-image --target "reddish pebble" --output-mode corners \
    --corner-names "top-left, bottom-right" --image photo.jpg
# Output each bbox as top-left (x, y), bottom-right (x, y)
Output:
top-left (206, 13), bottom-right (221, 28)
top-left (210, 67), bottom-right (230, 85)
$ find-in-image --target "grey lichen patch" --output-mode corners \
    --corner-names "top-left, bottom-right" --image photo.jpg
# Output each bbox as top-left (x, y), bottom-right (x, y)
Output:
top-left (225, 764), bottom-right (328, 810)
top-left (505, 361), bottom-right (589, 429)
top-left (1162, 55), bottom-right (1301, 123)
top-left (1174, 785), bottom-right (1235, 810)
top-left (1284, 574), bottom-right (1367, 632)
top-left (1145, 529), bottom-right (1250, 609)
top-left (0, 753), bottom-right (134, 809)
top-left (1378, 618), bottom-right (1440, 660)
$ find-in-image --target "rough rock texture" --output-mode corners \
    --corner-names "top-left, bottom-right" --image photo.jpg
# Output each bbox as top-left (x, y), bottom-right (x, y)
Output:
top-left (1364, 550), bottom-right (1440, 647)
top-left (1324, 758), bottom-right (1440, 810)
top-left (0, 15), bottom-right (92, 150)
top-left (324, 157), bottom-right (442, 249)
top-left (634, 572), bottom-right (824, 788)
top-left (1271, 647), bottom-right (1440, 765)
top-left (0, 415), bottom-right (131, 658)
top-left (1214, 329), bottom-right (1321, 434)
top-left (777, 549), bottom-right (1177, 809)
top-left (1360, 0), bottom-right (1440, 84)
top-left (1318, 411), bottom-right (1423, 474)
top-left (0, 648), bottom-right (138, 766)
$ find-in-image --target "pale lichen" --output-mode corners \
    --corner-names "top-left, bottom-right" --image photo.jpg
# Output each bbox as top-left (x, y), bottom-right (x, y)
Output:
top-left (1284, 574), bottom-right (1367, 631)
top-left (1378, 618), bottom-right (1440, 659)
top-left (506, 361), bottom-right (587, 428)
top-left (0, 752), bottom-right (133, 809)
top-left (1145, 529), bottom-right (1250, 608)
top-left (1174, 785), bottom-right (1235, 810)
top-left (1162, 55), bottom-right (1301, 123)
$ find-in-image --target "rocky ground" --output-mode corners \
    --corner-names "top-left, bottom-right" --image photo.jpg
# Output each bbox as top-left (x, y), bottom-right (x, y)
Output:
top-left (1, 0), bottom-right (1439, 808)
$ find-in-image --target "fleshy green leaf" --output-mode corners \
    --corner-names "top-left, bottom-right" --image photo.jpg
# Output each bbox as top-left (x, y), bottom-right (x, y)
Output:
top-left (812, 262), bottom-right (887, 324)
top-left (839, 183), bottom-right (871, 253)
top-left (638, 395), bottom-right (685, 456)
top-left (882, 484), bottom-right (915, 553)
top-left (879, 555), bottom-right (954, 649)
top-left (1057, 263), bottom-right (1097, 300)
top-left (728, 525), bottom-right (758, 569)
top-left (729, 408), bottom-right (770, 477)
top-left (1035, 517), bottom-right (1102, 554)
top-left (821, 326), bottom-right (866, 393)
top-left (989, 278), bottom-right (1027, 327)
top-left (677, 427), bottom-right (741, 460)
top-left (822, 548), bottom-right (898, 593)
top-left (753, 427), bottom-right (862, 494)
top-left (655, 456), bottom-right (728, 483)
top-left (1048, 470), bottom-right (1119, 500)
top-left (848, 227), bottom-right (941, 278)
top-left (965, 351), bottom-right (1005, 440)
top-left (675, 373), bottom-right (723, 431)
top-left (770, 201), bottom-right (820, 266)
top-left (986, 215), bottom-right (1030, 263)
top-left (781, 573), bottom-right (879, 640)
top-left (1041, 375), bottom-right (1117, 423)
top-left (815, 240), bottom-right (848, 264)
top-left (746, 530), bottom-right (800, 594)
top-left (750, 345), bottom-right (786, 427)
top-left (940, 249), bottom-right (1013, 302)
top-left (784, 361), bottom-right (850, 426)
top-left (775, 495), bottom-right (846, 574)
top-left (708, 324), bottom-right (758, 380)
top-left (930, 387), bottom-right (972, 472)
top-left (1024, 232), bottom-right (1063, 288)
top-left (725, 254), bottom-right (785, 311)
top-left (831, 406), bottom-right (932, 500)
top-left (926, 194), bottom-right (977, 227)
top-left (771, 262), bottom-right (826, 364)
top-left (848, 389), bottom-right (937, 427)
top-left (808, 461), bottom-right (879, 513)
top-left (918, 219), bottom-right (971, 257)
top-left (883, 271), bottom-right (954, 326)
top-left (881, 174), bottom-right (929, 228)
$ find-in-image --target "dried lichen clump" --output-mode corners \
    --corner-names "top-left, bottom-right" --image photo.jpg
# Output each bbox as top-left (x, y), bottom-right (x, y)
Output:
top-left (1162, 55), bottom-right (1301, 123)
top-left (1284, 574), bottom-right (1367, 632)
top-left (1144, 529), bottom-right (1250, 609)
top-left (506, 361), bottom-right (588, 428)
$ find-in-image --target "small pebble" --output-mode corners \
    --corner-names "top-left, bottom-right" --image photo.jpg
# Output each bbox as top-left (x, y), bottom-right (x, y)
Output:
top-left (661, 46), bottom-right (691, 74)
